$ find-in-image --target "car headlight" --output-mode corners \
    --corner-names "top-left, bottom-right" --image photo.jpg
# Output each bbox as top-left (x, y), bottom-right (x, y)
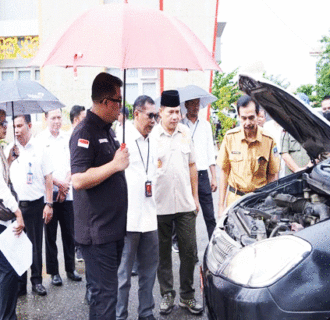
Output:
top-left (222, 235), bottom-right (311, 288)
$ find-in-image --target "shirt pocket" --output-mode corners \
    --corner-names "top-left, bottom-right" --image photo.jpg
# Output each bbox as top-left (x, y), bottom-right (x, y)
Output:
top-left (229, 153), bottom-right (244, 176)
top-left (289, 139), bottom-right (301, 153)
top-left (181, 145), bottom-right (191, 166)
top-left (254, 153), bottom-right (269, 177)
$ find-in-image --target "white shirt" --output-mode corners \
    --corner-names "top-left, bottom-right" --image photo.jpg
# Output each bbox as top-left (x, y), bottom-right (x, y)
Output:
top-left (118, 124), bottom-right (158, 232)
top-left (37, 129), bottom-right (73, 201)
top-left (181, 117), bottom-right (216, 171)
top-left (151, 123), bottom-right (196, 215)
top-left (0, 148), bottom-right (18, 227)
top-left (115, 120), bottom-right (134, 142)
top-left (6, 138), bottom-right (53, 201)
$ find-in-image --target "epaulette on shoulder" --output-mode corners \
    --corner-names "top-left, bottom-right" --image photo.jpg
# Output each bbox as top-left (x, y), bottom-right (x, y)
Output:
top-left (226, 127), bottom-right (240, 135)
top-left (261, 128), bottom-right (275, 140)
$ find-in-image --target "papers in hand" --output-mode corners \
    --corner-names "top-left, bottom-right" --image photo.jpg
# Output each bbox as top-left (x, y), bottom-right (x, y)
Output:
top-left (0, 221), bottom-right (32, 276)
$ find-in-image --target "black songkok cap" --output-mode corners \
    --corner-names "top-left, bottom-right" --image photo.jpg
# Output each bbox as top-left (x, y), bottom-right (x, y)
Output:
top-left (161, 90), bottom-right (180, 107)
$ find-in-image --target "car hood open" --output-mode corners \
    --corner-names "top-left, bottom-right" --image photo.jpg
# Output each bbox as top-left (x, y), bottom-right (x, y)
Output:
top-left (239, 74), bottom-right (330, 159)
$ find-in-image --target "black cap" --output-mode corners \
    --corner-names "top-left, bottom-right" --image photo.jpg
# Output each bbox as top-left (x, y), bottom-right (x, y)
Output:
top-left (161, 90), bottom-right (180, 107)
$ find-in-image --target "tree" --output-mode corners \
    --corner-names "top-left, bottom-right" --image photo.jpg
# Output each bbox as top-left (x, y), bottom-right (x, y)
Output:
top-left (262, 72), bottom-right (290, 89)
top-left (211, 66), bottom-right (240, 144)
top-left (296, 32), bottom-right (330, 107)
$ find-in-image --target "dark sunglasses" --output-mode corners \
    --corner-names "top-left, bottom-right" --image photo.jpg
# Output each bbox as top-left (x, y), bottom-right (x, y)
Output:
top-left (102, 97), bottom-right (122, 104)
top-left (0, 120), bottom-right (8, 128)
top-left (146, 113), bottom-right (159, 120)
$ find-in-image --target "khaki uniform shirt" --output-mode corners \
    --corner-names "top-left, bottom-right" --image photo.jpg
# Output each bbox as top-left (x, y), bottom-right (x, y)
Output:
top-left (280, 131), bottom-right (310, 176)
top-left (217, 126), bottom-right (280, 207)
top-left (152, 122), bottom-right (196, 215)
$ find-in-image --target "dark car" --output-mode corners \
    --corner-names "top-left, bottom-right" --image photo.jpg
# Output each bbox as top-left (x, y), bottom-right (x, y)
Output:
top-left (202, 75), bottom-right (330, 320)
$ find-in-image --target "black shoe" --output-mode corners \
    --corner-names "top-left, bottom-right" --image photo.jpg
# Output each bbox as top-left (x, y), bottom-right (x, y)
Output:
top-left (172, 242), bottom-right (179, 253)
top-left (75, 247), bottom-right (84, 262)
top-left (51, 274), bottom-right (63, 286)
top-left (138, 315), bottom-right (156, 320)
top-left (67, 270), bottom-right (82, 281)
top-left (32, 284), bottom-right (47, 296)
top-left (85, 288), bottom-right (92, 305)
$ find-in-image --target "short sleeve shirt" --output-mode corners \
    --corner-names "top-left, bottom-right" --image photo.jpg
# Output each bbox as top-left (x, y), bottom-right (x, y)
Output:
top-left (69, 110), bottom-right (127, 245)
top-left (152, 122), bottom-right (196, 215)
top-left (217, 126), bottom-right (280, 193)
top-left (280, 131), bottom-right (310, 175)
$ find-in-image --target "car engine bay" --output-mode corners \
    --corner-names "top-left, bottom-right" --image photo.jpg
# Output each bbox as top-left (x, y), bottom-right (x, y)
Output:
top-left (225, 159), bottom-right (330, 247)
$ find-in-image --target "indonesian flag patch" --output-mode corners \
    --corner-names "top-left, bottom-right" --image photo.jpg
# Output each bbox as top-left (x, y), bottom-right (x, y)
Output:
top-left (78, 139), bottom-right (90, 149)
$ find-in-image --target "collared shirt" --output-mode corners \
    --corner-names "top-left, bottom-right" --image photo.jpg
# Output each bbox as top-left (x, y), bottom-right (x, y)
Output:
top-left (280, 131), bottom-right (310, 176)
top-left (152, 122), bottom-right (196, 215)
top-left (181, 117), bottom-right (216, 171)
top-left (37, 128), bottom-right (72, 201)
top-left (118, 124), bottom-right (157, 232)
top-left (6, 138), bottom-right (53, 201)
top-left (70, 110), bottom-right (127, 245)
top-left (0, 147), bottom-right (18, 227)
top-left (217, 126), bottom-right (280, 194)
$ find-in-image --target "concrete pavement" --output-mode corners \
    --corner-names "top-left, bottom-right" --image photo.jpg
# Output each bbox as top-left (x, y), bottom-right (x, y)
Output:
top-left (16, 184), bottom-right (219, 320)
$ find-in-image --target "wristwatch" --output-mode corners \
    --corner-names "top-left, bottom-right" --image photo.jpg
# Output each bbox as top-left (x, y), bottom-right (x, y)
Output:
top-left (45, 202), bottom-right (53, 208)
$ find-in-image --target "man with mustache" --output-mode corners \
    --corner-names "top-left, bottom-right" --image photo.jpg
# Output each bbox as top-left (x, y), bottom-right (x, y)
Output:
top-left (217, 94), bottom-right (280, 217)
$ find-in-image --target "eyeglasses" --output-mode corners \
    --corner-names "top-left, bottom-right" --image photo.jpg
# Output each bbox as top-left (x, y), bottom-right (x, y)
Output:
top-left (103, 97), bottom-right (122, 105)
top-left (0, 120), bottom-right (8, 128)
top-left (145, 113), bottom-right (159, 121)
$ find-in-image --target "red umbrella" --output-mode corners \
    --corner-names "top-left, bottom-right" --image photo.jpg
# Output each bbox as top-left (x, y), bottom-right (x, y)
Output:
top-left (31, 3), bottom-right (220, 142)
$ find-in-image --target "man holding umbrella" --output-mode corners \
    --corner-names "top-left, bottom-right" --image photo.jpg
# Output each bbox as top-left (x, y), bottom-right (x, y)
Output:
top-left (180, 86), bottom-right (217, 240)
top-left (70, 72), bottom-right (129, 320)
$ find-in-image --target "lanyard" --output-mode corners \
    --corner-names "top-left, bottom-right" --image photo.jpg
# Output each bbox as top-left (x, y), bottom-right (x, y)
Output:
top-left (186, 119), bottom-right (199, 141)
top-left (135, 139), bottom-right (150, 177)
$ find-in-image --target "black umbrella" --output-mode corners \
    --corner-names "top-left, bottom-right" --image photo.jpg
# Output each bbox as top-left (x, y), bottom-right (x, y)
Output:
top-left (0, 80), bottom-right (65, 141)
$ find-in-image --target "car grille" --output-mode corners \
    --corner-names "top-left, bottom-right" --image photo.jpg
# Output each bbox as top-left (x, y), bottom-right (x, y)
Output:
top-left (206, 227), bottom-right (242, 274)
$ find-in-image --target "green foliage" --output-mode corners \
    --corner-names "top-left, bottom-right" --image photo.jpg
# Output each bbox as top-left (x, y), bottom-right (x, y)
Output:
top-left (296, 32), bottom-right (330, 108)
top-left (211, 66), bottom-right (240, 144)
top-left (263, 72), bottom-right (290, 89)
top-left (296, 84), bottom-right (319, 106)
top-left (125, 102), bottom-right (133, 120)
top-left (0, 139), bottom-right (8, 147)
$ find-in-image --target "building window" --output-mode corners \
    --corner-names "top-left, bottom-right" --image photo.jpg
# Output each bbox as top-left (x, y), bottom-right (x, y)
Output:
top-left (1, 68), bottom-right (40, 81)
top-left (107, 68), bottom-right (159, 104)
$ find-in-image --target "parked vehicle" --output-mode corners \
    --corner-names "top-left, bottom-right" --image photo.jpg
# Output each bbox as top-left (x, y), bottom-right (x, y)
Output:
top-left (202, 75), bottom-right (330, 320)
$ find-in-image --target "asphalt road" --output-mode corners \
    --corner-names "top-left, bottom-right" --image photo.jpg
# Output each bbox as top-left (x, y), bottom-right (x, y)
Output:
top-left (16, 186), bottom-right (219, 320)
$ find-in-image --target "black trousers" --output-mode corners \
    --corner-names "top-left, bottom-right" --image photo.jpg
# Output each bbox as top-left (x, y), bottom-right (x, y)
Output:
top-left (45, 200), bottom-right (75, 275)
top-left (158, 211), bottom-right (197, 300)
top-left (81, 240), bottom-right (124, 320)
top-left (0, 224), bottom-right (18, 320)
top-left (18, 197), bottom-right (44, 288)
top-left (198, 170), bottom-right (216, 239)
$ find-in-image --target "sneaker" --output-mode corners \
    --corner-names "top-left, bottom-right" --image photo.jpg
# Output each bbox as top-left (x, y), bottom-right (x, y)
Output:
top-left (76, 247), bottom-right (84, 262)
top-left (159, 292), bottom-right (175, 315)
top-left (172, 242), bottom-right (179, 253)
top-left (179, 297), bottom-right (203, 315)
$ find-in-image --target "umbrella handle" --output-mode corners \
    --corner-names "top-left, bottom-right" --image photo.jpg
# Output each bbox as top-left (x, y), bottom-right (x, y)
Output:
top-left (120, 143), bottom-right (126, 151)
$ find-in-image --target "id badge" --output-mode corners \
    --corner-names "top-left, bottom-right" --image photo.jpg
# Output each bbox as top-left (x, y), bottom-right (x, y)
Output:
top-left (145, 180), bottom-right (152, 197)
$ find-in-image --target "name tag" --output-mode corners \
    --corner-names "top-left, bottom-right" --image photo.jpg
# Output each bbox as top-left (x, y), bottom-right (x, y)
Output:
top-left (99, 138), bottom-right (108, 144)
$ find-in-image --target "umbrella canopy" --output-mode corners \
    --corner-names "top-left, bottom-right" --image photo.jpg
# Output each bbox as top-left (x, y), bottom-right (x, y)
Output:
top-left (0, 80), bottom-right (65, 116)
top-left (31, 3), bottom-right (220, 71)
top-left (178, 84), bottom-right (217, 111)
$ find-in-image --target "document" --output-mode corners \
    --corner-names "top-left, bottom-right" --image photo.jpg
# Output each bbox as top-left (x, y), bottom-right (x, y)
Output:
top-left (0, 222), bottom-right (32, 276)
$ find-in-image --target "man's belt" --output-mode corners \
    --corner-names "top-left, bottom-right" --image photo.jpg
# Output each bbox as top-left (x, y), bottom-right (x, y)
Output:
top-left (19, 197), bottom-right (43, 208)
top-left (229, 185), bottom-right (246, 196)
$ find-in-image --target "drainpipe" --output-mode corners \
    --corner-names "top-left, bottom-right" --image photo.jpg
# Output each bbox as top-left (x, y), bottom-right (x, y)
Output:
top-left (208, 0), bottom-right (220, 121)
top-left (159, 0), bottom-right (164, 94)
